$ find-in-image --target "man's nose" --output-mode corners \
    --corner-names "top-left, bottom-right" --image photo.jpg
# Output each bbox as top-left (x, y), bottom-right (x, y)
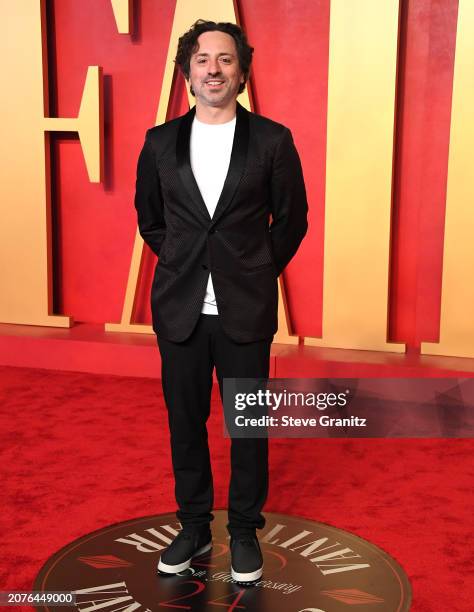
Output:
top-left (208, 58), bottom-right (220, 75)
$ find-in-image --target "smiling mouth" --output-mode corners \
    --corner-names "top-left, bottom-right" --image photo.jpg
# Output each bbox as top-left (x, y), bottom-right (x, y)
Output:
top-left (206, 80), bottom-right (224, 87)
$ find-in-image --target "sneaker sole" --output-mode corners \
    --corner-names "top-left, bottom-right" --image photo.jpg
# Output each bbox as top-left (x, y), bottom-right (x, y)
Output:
top-left (230, 565), bottom-right (263, 583)
top-left (157, 540), bottom-right (212, 574)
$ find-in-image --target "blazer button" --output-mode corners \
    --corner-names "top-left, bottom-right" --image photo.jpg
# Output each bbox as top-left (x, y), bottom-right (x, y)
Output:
top-left (209, 228), bottom-right (216, 234)
top-left (201, 264), bottom-right (208, 270)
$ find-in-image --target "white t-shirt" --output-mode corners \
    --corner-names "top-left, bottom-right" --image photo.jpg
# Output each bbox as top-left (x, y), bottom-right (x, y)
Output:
top-left (190, 115), bottom-right (236, 315)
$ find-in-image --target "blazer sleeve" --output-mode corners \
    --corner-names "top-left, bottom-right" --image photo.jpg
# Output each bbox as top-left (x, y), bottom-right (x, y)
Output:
top-left (269, 127), bottom-right (308, 276)
top-left (134, 130), bottom-right (166, 258)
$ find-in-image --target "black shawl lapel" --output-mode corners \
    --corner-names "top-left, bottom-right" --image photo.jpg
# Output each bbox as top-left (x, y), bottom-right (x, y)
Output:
top-left (176, 104), bottom-right (211, 222)
top-left (211, 101), bottom-right (249, 225)
top-left (176, 101), bottom-right (250, 225)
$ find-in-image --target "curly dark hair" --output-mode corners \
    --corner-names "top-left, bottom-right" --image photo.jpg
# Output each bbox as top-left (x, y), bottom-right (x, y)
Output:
top-left (174, 20), bottom-right (254, 95)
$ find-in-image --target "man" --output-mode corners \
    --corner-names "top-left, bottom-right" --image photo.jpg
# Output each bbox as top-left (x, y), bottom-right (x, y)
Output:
top-left (134, 19), bottom-right (308, 583)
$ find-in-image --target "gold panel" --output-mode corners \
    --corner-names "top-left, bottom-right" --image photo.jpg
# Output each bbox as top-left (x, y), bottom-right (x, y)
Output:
top-left (0, 1), bottom-right (102, 327)
top-left (43, 66), bottom-right (104, 183)
top-left (111, 0), bottom-right (132, 35)
top-left (305, 0), bottom-right (404, 352)
top-left (274, 281), bottom-right (299, 344)
top-left (108, 0), bottom-right (296, 342)
top-left (422, 0), bottom-right (474, 358)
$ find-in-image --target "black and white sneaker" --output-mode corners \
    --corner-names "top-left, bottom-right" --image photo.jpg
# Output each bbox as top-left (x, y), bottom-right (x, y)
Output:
top-left (157, 526), bottom-right (212, 574)
top-left (230, 535), bottom-right (263, 583)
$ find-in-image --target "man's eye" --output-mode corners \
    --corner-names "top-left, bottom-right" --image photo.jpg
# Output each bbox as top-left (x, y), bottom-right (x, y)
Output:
top-left (221, 58), bottom-right (231, 63)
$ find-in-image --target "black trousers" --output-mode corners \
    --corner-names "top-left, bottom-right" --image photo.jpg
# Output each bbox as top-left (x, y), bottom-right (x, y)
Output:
top-left (156, 314), bottom-right (272, 536)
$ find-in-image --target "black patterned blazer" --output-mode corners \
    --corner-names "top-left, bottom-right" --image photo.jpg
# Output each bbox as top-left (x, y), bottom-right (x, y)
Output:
top-left (134, 100), bottom-right (308, 343)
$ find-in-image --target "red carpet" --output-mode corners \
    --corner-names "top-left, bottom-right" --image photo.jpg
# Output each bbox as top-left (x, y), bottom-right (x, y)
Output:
top-left (1, 365), bottom-right (473, 611)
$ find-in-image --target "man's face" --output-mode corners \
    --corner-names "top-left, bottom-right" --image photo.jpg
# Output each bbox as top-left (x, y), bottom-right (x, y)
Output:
top-left (188, 30), bottom-right (245, 109)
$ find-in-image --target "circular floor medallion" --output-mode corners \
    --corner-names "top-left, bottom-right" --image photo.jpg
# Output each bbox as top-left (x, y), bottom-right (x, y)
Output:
top-left (34, 510), bottom-right (411, 611)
